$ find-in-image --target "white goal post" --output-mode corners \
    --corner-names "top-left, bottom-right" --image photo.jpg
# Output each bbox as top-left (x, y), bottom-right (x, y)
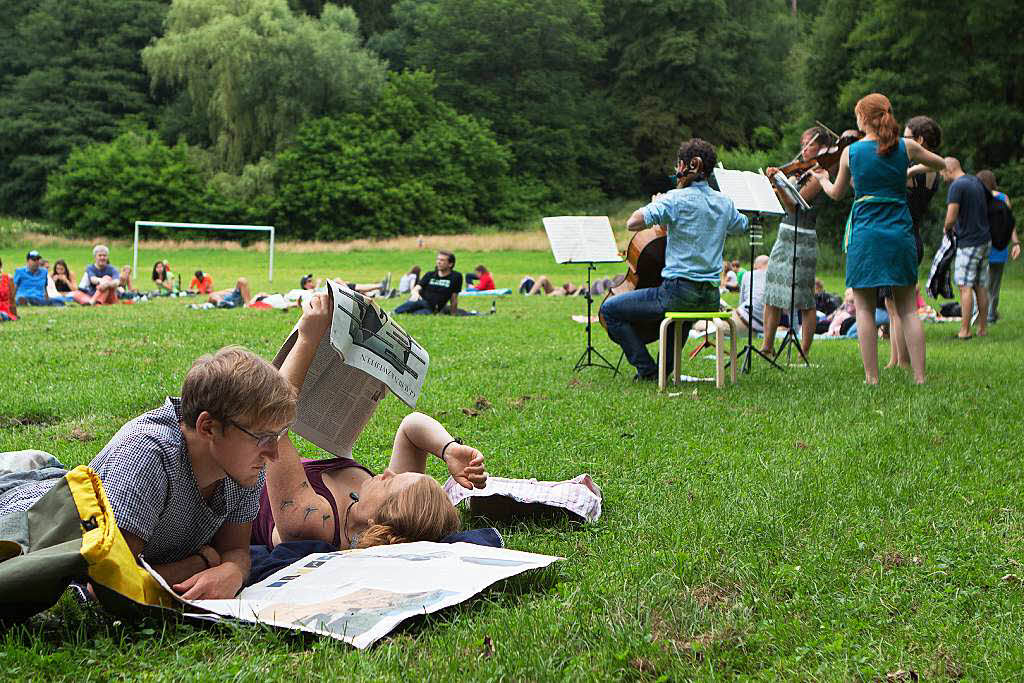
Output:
top-left (132, 221), bottom-right (275, 282)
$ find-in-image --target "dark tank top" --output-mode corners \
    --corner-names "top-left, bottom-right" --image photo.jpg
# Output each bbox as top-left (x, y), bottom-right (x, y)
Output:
top-left (251, 457), bottom-right (373, 549)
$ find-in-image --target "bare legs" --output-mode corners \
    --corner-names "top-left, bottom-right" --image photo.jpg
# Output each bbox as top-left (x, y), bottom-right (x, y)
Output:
top-left (760, 304), bottom-right (812, 357)
top-left (852, 288), bottom-right (880, 384)
top-left (891, 284), bottom-right (926, 384)
top-left (957, 284), bottom-right (988, 338)
top-left (884, 297), bottom-right (910, 369)
top-left (760, 305), bottom-right (781, 356)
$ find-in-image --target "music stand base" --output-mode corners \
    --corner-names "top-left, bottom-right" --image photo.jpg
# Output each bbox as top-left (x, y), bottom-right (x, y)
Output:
top-left (572, 263), bottom-right (618, 374)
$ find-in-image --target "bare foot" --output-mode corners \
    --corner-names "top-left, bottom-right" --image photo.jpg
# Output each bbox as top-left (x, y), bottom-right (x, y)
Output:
top-left (977, 329), bottom-right (988, 337)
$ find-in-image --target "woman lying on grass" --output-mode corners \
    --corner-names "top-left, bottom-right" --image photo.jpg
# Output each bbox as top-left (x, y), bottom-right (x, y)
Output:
top-left (251, 293), bottom-right (488, 550)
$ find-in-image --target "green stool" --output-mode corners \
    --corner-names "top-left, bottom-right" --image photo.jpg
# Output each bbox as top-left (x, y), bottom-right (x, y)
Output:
top-left (659, 311), bottom-right (737, 391)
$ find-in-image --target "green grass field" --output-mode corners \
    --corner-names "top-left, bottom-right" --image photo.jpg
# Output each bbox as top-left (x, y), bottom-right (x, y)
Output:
top-left (2, 236), bottom-right (1023, 680)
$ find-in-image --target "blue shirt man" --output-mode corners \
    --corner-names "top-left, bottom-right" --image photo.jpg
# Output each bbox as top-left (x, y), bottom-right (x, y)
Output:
top-left (600, 138), bottom-right (748, 380)
top-left (13, 250), bottom-right (63, 306)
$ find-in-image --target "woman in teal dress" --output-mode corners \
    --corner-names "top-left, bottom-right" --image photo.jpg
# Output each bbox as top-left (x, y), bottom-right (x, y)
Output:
top-left (813, 93), bottom-right (945, 385)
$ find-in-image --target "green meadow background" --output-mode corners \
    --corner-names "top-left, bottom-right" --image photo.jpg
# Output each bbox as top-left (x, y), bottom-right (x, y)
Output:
top-left (2, 227), bottom-right (1023, 679)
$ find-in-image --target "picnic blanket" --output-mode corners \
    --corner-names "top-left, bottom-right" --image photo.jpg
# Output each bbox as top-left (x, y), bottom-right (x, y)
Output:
top-left (461, 288), bottom-right (513, 296)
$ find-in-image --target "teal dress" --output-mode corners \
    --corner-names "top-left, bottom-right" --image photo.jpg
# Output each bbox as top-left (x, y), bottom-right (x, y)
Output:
top-left (846, 138), bottom-right (916, 288)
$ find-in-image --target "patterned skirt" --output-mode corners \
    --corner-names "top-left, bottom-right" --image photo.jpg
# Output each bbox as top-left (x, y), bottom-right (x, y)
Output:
top-left (764, 223), bottom-right (817, 310)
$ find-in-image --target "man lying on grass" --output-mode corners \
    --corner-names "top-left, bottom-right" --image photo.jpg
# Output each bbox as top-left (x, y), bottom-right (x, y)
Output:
top-left (0, 346), bottom-right (298, 599)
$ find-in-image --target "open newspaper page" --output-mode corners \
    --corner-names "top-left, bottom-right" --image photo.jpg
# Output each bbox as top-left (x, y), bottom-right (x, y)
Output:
top-left (143, 542), bottom-right (560, 649)
top-left (272, 280), bottom-right (429, 456)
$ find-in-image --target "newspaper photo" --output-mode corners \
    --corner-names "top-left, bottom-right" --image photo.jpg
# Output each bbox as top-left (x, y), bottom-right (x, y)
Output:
top-left (143, 542), bottom-right (560, 649)
top-left (272, 280), bottom-right (429, 457)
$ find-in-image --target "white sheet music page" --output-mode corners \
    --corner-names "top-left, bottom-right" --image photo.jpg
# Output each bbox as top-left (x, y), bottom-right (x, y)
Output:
top-left (542, 216), bottom-right (622, 264)
top-left (713, 168), bottom-right (785, 215)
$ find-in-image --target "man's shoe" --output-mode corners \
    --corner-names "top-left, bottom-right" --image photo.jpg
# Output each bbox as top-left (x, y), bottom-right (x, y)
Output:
top-left (633, 372), bottom-right (656, 382)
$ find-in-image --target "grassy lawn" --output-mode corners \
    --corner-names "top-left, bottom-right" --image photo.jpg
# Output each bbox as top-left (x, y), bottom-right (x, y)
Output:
top-left (2, 234), bottom-right (1023, 680)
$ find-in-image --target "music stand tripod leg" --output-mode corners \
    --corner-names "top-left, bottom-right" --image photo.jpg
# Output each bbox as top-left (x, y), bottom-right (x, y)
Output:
top-left (734, 212), bottom-right (783, 373)
top-left (573, 262), bottom-right (617, 373)
top-left (776, 206), bottom-right (810, 367)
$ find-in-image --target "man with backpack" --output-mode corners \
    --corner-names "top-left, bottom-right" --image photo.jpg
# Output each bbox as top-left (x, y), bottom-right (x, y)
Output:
top-left (941, 157), bottom-right (992, 339)
top-left (977, 170), bottom-right (1019, 323)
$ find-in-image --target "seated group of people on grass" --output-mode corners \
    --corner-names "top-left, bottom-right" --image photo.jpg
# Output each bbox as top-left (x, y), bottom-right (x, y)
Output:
top-left (0, 293), bottom-right (488, 599)
top-left (0, 246), bottom-right (136, 319)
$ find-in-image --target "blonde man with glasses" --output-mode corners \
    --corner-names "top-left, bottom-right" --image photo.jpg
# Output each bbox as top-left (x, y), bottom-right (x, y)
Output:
top-left (0, 347), bottom-right (297, 599)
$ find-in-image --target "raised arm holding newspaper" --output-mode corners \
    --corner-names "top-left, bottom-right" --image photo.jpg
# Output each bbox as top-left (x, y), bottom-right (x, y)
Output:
top-left (253, 292), bottom-right (488, 551)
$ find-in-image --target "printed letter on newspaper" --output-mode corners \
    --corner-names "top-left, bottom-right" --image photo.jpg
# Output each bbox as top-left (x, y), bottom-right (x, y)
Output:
top-left (273, 280), bottom-right (429, 457)
top-left (143, 542), bottom-right (560, 649)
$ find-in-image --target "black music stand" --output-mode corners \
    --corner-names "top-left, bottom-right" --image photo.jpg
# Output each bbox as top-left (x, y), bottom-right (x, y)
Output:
top-left (541, 216), bottom-right (623, 374)
top-left (736, 214), bottom-right (783, 373)
top-left (711, 166), bottom-right (787, 373)
top-left (772, 174), bottom-right (811, 367)
top-left (572, 263), bottom-right (617, 372)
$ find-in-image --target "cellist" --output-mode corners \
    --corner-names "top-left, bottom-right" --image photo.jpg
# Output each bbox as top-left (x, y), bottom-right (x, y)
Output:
top-left (600, 138), bottom-right (748, 381)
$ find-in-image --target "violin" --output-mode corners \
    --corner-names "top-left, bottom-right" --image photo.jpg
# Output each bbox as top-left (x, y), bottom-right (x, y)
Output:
top-left (777, 129), bottom-right (864, 187)
top-left (598, 158), bottom-right (704, 338)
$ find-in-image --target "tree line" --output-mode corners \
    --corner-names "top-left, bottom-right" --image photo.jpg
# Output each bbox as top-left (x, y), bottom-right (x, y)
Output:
top-left (1, 0), bottom-right (1020, 242)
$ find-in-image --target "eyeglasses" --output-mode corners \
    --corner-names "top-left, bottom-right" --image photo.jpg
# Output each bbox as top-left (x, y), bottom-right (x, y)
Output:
top-left (229, 420), bottom-right (291, 448)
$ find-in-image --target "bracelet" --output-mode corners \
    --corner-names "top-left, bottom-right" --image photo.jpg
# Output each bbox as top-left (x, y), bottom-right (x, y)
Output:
top-left (440, 438), bottom-right (463, 462)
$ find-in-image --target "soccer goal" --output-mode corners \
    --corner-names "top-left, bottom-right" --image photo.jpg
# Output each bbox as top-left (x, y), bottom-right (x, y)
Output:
top-left (132, 221), bottom-right (276, 282)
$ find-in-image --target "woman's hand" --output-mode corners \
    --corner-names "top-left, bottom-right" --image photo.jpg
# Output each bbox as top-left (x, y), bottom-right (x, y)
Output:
top-left (297, 292), bottom-right (332, 344)
top-left (765, 166), bottom-right (780, 177)
top-left (444, 443), bottom-right (487, 490)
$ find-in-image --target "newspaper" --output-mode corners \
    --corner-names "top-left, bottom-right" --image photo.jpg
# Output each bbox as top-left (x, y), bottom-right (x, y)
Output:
top-left (272, 280), bottom-right (429, 457)
top-left (143, 542), bottom-right (560, 649)
top-left (444, 474), bottom-right (603, 523)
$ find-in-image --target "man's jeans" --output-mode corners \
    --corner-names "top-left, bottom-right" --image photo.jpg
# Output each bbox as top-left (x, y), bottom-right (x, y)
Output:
top-left (394, 299), bottom-right (435, 315)
top-left (17, 296), bottom-right (65, 307)
top-left (599, 277), bottom-right (719, 377)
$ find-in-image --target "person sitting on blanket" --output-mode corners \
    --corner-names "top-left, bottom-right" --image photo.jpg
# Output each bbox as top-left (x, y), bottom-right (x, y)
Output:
top-left (252, 293), bottom-right (488, 550)
top-left (466, 265), bottom-right (495, 291)
top-left (0, 346), bottom-right (298, 599)
top-left (190, 270), bottom-right (214, 294)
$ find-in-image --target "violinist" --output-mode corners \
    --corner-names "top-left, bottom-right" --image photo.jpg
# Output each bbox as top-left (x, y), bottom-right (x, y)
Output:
top-left (599, 138), bottom-right (748, 382)
top-left (811, 93), bottom-right (945, 385)
top-left (760, 126), bottom-right (832, 360)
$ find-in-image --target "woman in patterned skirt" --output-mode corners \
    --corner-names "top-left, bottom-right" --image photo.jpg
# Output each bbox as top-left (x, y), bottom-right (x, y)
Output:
top-left (761, 126), bottom-right (831, 359)
top-left (813, 94), bottom-right (945, 384)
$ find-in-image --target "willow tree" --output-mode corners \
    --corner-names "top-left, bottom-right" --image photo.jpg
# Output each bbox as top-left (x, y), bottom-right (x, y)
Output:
top-left (143, 0), bottom-right (386, 172)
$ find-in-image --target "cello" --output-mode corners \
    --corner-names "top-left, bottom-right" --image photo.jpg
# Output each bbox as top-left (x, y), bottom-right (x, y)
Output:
top-left (598, 158), bottom-right (703, 342)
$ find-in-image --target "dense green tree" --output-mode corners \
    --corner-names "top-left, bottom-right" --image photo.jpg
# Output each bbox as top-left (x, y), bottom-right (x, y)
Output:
top-left (605, 0), bottom-right (797, 189)
top-left (0, 0), bottom-right (166, 216)
top-left (275, 71), bottom-right (512, 239)
top-left (143, 0), bottom-right (387, 173)
top-left (380, 0), bottom-right (635, 203)
top-left (799, 0), bottom-right (1023, 168)
top-left (44, 127), bottom-right (234, 237)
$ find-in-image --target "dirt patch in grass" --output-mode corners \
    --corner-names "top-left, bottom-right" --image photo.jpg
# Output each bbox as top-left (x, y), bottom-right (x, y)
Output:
top-left (690, 581), bottom-right (740, 609)
top-left (1, 413), bottom-right (59, 428)
top-left (876, 551), bottom-right (923, 571)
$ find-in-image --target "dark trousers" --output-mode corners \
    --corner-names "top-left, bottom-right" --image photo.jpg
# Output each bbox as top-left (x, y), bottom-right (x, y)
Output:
top-left (599, 278), bottom-right (719, 377)
top-left (394, 299), bottom-right (435, 315)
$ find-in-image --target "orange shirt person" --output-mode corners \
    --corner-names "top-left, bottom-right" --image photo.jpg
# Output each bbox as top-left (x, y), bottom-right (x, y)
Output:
top-left (190, 270), bottom-right (213, 295)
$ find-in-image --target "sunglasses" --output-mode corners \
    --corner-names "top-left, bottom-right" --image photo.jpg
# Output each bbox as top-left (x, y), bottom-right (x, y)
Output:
top-left (229, 420), bottom-right (291, 448)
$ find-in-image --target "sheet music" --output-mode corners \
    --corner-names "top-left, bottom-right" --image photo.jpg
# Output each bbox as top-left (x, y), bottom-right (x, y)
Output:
top-left (542, 216), bottom-right (622, 264)
top-left (713, 168), bottom-right (785, 215)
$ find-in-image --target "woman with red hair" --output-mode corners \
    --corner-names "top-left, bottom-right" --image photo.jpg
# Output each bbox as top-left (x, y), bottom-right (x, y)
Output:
top-left (812, 93), bottom-right (944, 385)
